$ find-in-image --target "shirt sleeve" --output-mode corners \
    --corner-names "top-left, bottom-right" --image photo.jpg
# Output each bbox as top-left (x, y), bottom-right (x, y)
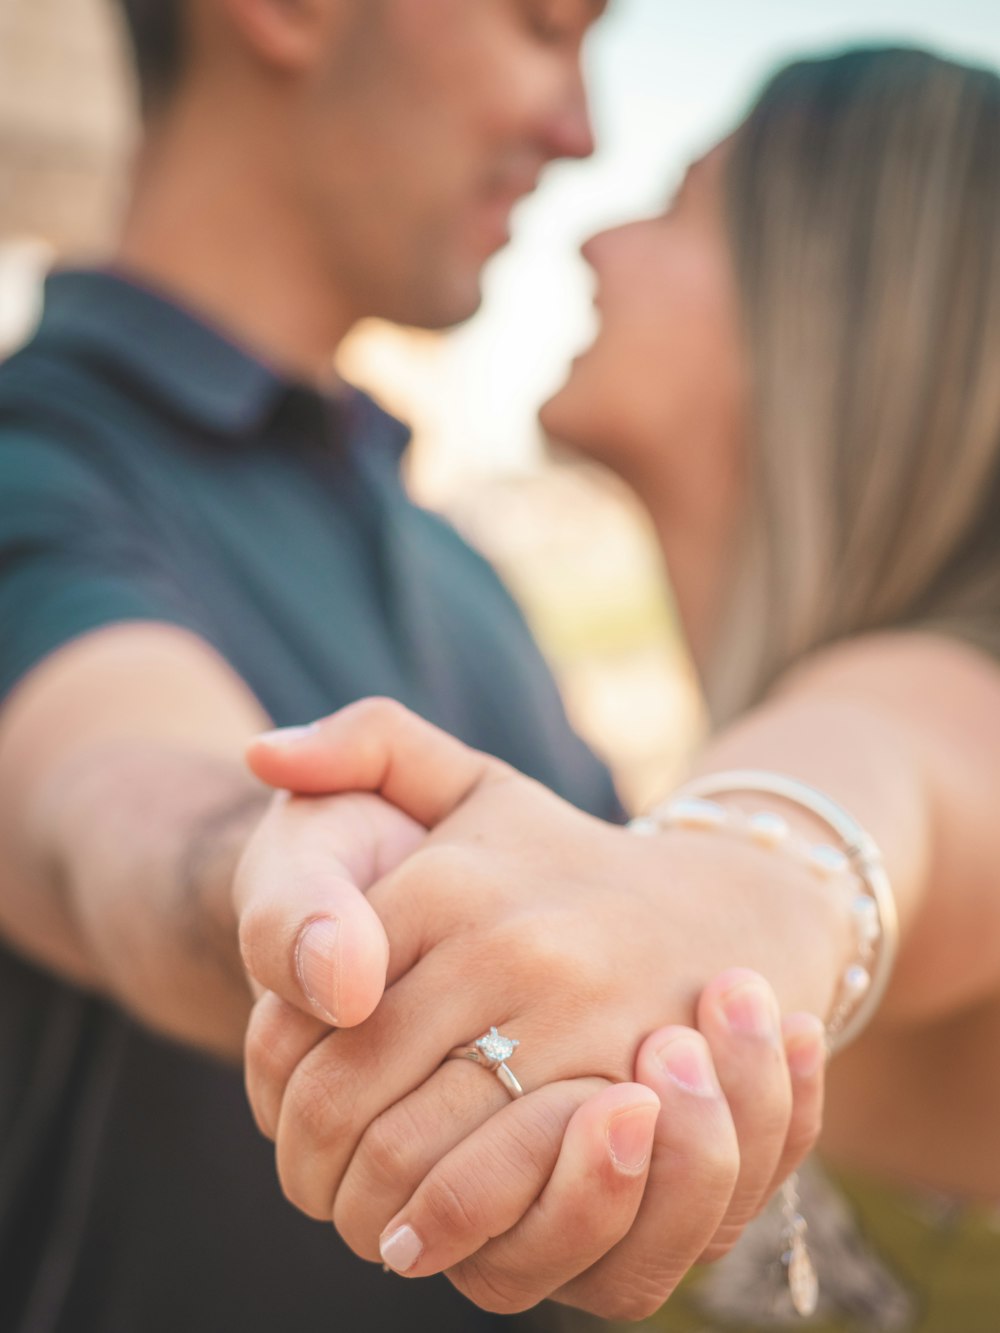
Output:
top-left (0, 432), bottom-right (209, 703)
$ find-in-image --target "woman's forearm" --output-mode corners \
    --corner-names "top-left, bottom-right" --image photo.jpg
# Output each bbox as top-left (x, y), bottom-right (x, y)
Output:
top-left (688, 630), bottom-right (1000, 1025)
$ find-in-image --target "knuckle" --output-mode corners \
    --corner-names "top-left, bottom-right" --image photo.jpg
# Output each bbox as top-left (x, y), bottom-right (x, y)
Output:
top-left (285, 1051), bottom-right (348, 1152)
top-left (494, 919), bottom-right (616, 1016)
top-left (243, 997), bottom-right (284, 1080)
top-left (244, 995), bottom-right (317, 1136)
top-left (243, 1028), bottom-right (282, 1130)
top-left (346, 696), bottom-right (410, 732)
top-left (680, 1125), bottom-right (739, 1209)
top-left (701, 1223), bottom-right (745, 1264)
top-left (484, 1089), bottom-right (573, 1173)
top-left (451, 1255), bottom-right (536, 1317)
top-left (388, 843), bottom-right (479, 920)
top-left (600, 1284), bottom-right (671, 1323)
top-left (572, 1266), bottom-right (673, 1323)
top-left (420, 1170), bottom-right (486, 1242)
top-left (352, 1104), bottom-right (424, 1195)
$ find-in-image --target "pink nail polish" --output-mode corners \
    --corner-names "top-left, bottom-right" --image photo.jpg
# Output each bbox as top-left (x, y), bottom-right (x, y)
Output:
top-left (380, 1224), bottom-right (423, 1274)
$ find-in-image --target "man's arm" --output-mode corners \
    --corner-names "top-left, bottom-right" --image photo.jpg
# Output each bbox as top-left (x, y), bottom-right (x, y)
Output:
top-left (0, 622), bottom-right (273, 1058)
top-left (0, 619), bottom-right (423, 1059)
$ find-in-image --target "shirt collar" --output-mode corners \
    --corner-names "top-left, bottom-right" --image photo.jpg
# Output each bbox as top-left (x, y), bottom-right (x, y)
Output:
top-left (36, 268), bottom-right (292, 438)
top-left (33, 269), bottom-right (413, 467)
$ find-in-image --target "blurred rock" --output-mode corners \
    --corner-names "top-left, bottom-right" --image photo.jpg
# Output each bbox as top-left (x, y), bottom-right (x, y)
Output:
top-left (0, 0), bottom-right (134, 253)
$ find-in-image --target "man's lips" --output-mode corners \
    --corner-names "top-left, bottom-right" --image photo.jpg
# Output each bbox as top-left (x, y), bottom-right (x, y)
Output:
top-left (471, 168), bottom-right (543, 251)
top-left (482, 167), bottom-right (543, 214)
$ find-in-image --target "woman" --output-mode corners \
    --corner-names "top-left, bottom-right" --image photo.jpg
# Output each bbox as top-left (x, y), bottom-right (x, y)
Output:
top-left (535, 44), bottom-right (1000, 1330)
top-left (240, 46), bottom-right (1000, 1332)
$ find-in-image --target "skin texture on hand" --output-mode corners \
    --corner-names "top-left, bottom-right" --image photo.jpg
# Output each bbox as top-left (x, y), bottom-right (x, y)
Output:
top-left (236, 700), bottom-right (831, 1318)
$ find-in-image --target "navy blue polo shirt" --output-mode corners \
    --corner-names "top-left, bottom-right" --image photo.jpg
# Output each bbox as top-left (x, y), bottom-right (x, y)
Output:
top-left (0, 269), bottom-right (620, 1333)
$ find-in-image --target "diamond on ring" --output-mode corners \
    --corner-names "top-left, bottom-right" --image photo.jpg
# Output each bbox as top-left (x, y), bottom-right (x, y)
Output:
top-left (475, 1027), bottom-right (519, 1065)
top-left (446, 1026), bottom-right (524, 1098)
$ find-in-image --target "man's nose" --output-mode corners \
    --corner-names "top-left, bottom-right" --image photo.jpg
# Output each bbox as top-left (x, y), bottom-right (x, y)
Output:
top-left (544, 69), bottom-right (596, 162)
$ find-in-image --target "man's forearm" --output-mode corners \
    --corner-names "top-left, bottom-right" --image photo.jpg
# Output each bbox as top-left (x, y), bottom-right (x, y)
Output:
top-left (29, 741), bottom-right (269, 1059)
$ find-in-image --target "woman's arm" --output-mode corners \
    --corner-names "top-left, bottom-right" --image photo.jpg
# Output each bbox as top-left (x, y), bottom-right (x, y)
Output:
top-left (696, 629), bottom-right (1000, 1024)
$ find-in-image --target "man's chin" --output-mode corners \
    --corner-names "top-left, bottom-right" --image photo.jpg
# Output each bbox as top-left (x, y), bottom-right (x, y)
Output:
top-left (397, 276), bottom-right (485, 333)
top-left (538, 386), bottom-right (573, 443)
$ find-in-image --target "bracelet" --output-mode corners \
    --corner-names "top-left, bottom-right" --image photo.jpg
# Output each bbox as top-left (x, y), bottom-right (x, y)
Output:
top-left (629, 768), bottom-right (899, 1053)
top-left (630, 770), bottom-right (899, 1318)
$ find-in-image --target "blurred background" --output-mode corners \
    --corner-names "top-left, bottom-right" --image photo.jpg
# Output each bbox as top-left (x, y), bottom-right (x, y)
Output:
top-left (2, 0), bottom-right (998, 808)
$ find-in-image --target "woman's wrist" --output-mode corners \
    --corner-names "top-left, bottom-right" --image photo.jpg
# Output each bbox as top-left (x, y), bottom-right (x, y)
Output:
top-left (630, 769), bottom-right (897, 1049)
top-left (624, 809), bottom-right (858, 1034)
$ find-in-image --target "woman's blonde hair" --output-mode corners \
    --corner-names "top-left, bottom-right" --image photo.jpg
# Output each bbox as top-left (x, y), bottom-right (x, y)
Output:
top-left (708, 47), bottom-right (1000, 723)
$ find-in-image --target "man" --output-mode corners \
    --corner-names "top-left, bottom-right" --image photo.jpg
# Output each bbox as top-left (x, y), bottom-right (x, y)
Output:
top-left (0, 2), bottom-right (612, 1329)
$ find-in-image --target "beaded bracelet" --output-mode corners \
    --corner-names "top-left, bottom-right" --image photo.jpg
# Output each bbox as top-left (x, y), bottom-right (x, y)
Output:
top-left (629, 768), bottom-right (898, 1052)
top-left (629, 769), bottom-right (900, 1318)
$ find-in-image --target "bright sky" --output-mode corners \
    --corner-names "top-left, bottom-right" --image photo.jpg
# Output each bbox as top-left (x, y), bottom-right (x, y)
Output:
top-left (414, 0), bottom-right (1000, 483)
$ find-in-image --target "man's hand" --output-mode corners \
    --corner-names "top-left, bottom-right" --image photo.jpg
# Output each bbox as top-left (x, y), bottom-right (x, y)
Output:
top-left (237, 699), bottom-right (833, 1319)
top-left (233, 786), bottom-right (424, 1025)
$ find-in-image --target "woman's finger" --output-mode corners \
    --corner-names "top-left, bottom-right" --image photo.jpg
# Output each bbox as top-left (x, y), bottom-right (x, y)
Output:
top-left (333, 1056), bottom-right (537, 1261)
top-left (243, 990), bottom-right (330, 1139)
top-left (372, 1077), bottom-right (612, 1278)
top-left (271, 943), bottom-right (528, 1223)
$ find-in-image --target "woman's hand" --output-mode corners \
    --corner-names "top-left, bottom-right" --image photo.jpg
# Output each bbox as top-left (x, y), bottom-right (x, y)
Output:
top-left (236, 699), bottom-right (840, 1318)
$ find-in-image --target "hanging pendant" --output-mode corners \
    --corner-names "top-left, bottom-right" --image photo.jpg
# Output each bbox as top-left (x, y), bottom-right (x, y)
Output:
top-left (780, 1173), bottom-right (819, 1318)
top-left (786, 1231), bottom-right (819, 1317)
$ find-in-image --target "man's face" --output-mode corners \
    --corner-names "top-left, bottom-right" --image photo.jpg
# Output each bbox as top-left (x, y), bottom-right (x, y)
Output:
top-left (298, 0), bottom-right (606, 329)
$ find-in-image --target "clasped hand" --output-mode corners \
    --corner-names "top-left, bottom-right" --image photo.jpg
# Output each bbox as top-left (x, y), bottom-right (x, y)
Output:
top-left (233, 701), bottom-right (828, 1321)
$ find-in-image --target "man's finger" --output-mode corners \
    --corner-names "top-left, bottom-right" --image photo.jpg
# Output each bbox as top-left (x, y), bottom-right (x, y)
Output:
top-left (246, 697), bottom-right (512, 825)
top-left (445, 1083), bottom-right (661, 1315)
top-left (364, 1078), bottom-right (606, 1274)
top-left (548, 1028), bottom-right (739, 1322)
top-left (768, 1011), bottom-right (826, 1191)
top-left (692, 969), bottom-right (792, 1259)
top-left (244, 991), bottom-right (330, 1138)
top-left (234, 791), bottom-right (422, 1025)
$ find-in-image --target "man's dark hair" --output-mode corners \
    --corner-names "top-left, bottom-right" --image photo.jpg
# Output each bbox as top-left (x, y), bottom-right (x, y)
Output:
top-left (116, 0), bottom-right (186, 115)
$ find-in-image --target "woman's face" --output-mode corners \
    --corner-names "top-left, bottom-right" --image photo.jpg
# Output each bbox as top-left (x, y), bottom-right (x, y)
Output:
top-left (539, 142), bottom-right (749, 663)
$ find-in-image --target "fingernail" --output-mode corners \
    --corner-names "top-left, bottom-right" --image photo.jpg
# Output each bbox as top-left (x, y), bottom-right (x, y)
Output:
top-left (720, 978), bottom-right (780, 1042)
top-left (656, 1034), bottom-right (719, 1097)
top-left (253, 723), bottom-right (319, 747)
top-left (295, 917), bottom-right (340, 1023)
top-left (607, 1103), bottom-right (659, 1174)
top-left (784, 1015), bottom-right (827, 1079)
top-left (380, 1223), bottom-right (423, 1274)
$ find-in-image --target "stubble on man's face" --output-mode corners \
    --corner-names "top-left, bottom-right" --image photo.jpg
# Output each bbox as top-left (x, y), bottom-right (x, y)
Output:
top-left (308, 0), bottom-right (602, 330)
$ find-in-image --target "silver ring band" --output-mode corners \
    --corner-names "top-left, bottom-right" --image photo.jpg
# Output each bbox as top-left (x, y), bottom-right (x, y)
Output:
top-left (447, 1027), bottom-right (524, 1100)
